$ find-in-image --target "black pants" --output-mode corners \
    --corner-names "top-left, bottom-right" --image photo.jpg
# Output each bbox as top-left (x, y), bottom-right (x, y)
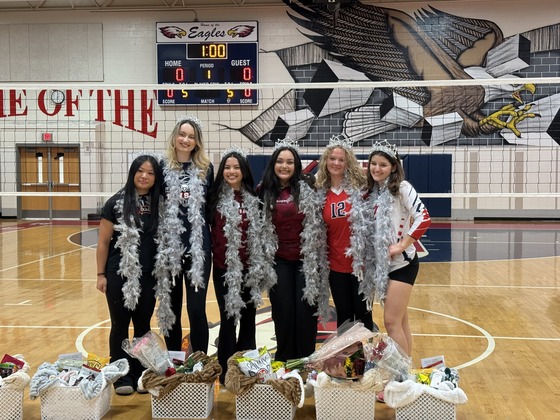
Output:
top-left (269, 257), bottom-right (318, 362)
top-left (213, 266), bottom-right (256, 383)
top-left (329, 270), bottom-right (375, 331)
top-left (165, 252), bottom-right (211, 353)
top-left (105, 271), bottom-right (156, 387)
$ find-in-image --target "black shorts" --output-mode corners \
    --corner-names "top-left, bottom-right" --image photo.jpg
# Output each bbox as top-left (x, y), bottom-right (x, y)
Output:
top-left (389, 253), bottom-right (419, 286)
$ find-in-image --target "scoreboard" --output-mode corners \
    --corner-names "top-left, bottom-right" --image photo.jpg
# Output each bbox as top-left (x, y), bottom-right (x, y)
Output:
top-left (156, 21), bottom-right (258, 105)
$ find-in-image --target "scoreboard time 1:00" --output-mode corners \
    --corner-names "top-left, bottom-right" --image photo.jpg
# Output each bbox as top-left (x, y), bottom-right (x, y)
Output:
top-left (157, 42), bottom-right (258, 105)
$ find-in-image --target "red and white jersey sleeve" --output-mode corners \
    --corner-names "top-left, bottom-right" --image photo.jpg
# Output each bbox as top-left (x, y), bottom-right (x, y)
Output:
top-left (389, 181), bottom-right (431, 270)
top-left (398, 181), bottom-right (431, 241)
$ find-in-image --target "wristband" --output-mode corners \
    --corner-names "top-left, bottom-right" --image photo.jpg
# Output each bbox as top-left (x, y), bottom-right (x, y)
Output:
top-left (97, 272), bottom-right (105, 276)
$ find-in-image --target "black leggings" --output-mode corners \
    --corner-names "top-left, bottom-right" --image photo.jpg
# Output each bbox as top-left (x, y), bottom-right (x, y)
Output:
top-left (165, 252), bottom-right (211, 352)
top-left (328, 270), bottom-right (375, 331)
top-left (105, 271), bottom-right (156, 384)
top-left (213, 266), bottom-right (256, 383)
top-left (269, 257), bottom-right (318, 362)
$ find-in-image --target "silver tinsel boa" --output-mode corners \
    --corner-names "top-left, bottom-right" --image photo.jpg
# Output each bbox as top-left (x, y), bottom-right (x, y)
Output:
top-left (183, 166), bottom-right (207, 292)
top-left (152, 163), bottom-right (207, 335)
top-left (343, 183), bottom-right (394, 308)
top-left (152, 164), bottom-right (186, 335)
top-left (261, 181), bottom-right (330, 322)
top-left (368, 185), bottom-right (393, 306)
top-left (216, 186), bottom-right (267, 325)
top-left (113, 195), bottom-right (144, 310)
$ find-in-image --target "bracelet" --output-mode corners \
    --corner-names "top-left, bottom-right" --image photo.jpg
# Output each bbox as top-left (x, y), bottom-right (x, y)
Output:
top-left (97, 272), bottom-right (105, 276)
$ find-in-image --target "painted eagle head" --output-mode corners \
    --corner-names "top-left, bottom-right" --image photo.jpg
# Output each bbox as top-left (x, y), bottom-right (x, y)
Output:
top-left (159, 26), bottom-right (187, 39)
top-left (227, 25), bottom-right (255, 38)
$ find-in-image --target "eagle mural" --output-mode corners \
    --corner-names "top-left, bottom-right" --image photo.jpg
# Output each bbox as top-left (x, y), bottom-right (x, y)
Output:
top-left (279, 0), bottom-right (542, 144)
top-left (230, 0), bottom-right (560, 145)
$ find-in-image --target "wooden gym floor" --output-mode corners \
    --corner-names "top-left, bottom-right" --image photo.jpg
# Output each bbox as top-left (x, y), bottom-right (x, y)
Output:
top-left (1, 219), bottom-right (559, 419)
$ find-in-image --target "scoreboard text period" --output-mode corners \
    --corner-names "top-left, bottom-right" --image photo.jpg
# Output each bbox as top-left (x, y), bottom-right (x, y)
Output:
top-left (156, 21), bottom-right (258, 105)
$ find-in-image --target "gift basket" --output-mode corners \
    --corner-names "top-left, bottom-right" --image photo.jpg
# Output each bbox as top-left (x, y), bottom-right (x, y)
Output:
top-left (225, 347), bottom-right (305, 420)
top-left (126, 331), bottom-right (221, 419)
top-left (0, 354), bottom-right (30, 420)
top-left (385, 362), bottom-right (467, 420)
top-left (286, 321), bottom-right (422, 420)
top-left (29, 352), bottom-right (128, 420)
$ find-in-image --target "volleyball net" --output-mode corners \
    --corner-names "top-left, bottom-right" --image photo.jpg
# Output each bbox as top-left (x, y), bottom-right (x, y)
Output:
top-left (0, 78), bottom-right (559, 219)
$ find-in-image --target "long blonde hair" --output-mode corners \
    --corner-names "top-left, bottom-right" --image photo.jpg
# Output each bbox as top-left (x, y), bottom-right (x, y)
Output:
top-left (315, 146), bottom-right (366, 190)
top-left (165, 118), bottom-right (211, 179)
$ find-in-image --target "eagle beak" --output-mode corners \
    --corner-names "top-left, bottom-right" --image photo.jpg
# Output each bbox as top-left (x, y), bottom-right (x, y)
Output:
top-left (524, 83), bottom-right (536, 94)
top-left (512, 83), bottom-right (536, 103)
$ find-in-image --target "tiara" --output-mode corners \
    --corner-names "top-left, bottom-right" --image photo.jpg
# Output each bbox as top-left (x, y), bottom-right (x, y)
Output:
top-left (274, 137), bottom-right (300, 151)
top-left (176, 114), bottom-right (204, 129)
top-left (370, 140), bottom-right (398, 159)
top-left (328, 134), bottom-right (354, 150)
top-left (221, 145), bottom-right (247, 159)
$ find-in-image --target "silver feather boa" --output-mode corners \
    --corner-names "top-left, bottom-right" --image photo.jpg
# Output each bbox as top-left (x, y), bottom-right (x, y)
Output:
top-left (113, 196), bottom-right (143, 310)
top-left (152, 165), bottom-right (186, 335)
top-left (343, 183), bottom-right (394, 308)
top-left (183, 166), bottom-right (207, 292)
top-left (369, 185), bottom-right (394, 306)
top-left (216, 186), bottom-right (265, 325)
top-left (261, 181), bottom-right (330, 322)
top-left (345, 187), bottom-right (376, 309)
top-left (152, 163), bottom-right (207, 335)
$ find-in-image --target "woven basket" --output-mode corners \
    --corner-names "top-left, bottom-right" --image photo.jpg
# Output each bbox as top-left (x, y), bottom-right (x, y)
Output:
top-left (235, 384), bottom-right (296, 420)
top-left (40, 385), bottom-right (111, 420)
top-left (314, 387), bottom-right (375, 420)
top-left (0, 387), bottom-right (24, 420)
top-left (395, 392), bottom-right (456, 420)
top-left (151, 382), bottom-right (214, 419)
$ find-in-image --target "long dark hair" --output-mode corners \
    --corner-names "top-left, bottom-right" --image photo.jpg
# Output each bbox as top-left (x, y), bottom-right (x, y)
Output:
top-left (259, 146), bottom-right (309, 215)
top-left (366, 151), bottom-right (405, 195)
top-left (122, 154), bottom-right (163, 234)
top-left (207, 151), bottom-right (256, 223)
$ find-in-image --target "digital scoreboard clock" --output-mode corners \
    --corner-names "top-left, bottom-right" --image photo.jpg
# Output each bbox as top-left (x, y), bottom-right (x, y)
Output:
top-left (156, 21), bottom-right (258, 105)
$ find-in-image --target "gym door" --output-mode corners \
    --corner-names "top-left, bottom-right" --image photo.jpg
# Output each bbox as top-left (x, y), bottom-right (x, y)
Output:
top-left (18, 146), bottom-right (81, 219)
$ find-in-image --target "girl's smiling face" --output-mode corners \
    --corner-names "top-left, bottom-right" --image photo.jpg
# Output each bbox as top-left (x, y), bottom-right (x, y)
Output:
top-left (274, 149), bottom-right (296, 186)
top-left (223, 156), bottom-right (242, 190)
top-left (134, 161), bottom-right (155, 195)
top-left (174, 122), bottom-right (197, 158)
top-left (326, 147), bottom-right (347, 180)
top-left (369, 153), bottom-right (395, 183)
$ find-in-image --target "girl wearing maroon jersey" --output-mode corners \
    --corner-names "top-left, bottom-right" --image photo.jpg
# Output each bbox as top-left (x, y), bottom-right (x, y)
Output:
top-left (258, 139), bottom-right (329, 362)
top-left (207, 148), bottom-right (268, 384)
top-left (316, 135), bottom-right (375, 331)
top-left (366, 140), bottom-right (431, 357)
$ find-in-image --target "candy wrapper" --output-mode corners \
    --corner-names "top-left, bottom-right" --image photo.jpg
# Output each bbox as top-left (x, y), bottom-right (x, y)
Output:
top-left (122, 331), bottom-right (173, 376)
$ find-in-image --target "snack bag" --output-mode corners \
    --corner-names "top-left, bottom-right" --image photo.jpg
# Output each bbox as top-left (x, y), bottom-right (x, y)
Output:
top-left (236, 348), bottom-right (272, 383)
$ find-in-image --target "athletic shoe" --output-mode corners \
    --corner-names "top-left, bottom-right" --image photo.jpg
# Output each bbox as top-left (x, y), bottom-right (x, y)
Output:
top-left (115, 385), bottom-right (134, 396)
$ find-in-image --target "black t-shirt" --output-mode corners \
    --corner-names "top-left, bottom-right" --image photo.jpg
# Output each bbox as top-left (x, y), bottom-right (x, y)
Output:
top-left (101, 191), bottom-right (157, 273)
